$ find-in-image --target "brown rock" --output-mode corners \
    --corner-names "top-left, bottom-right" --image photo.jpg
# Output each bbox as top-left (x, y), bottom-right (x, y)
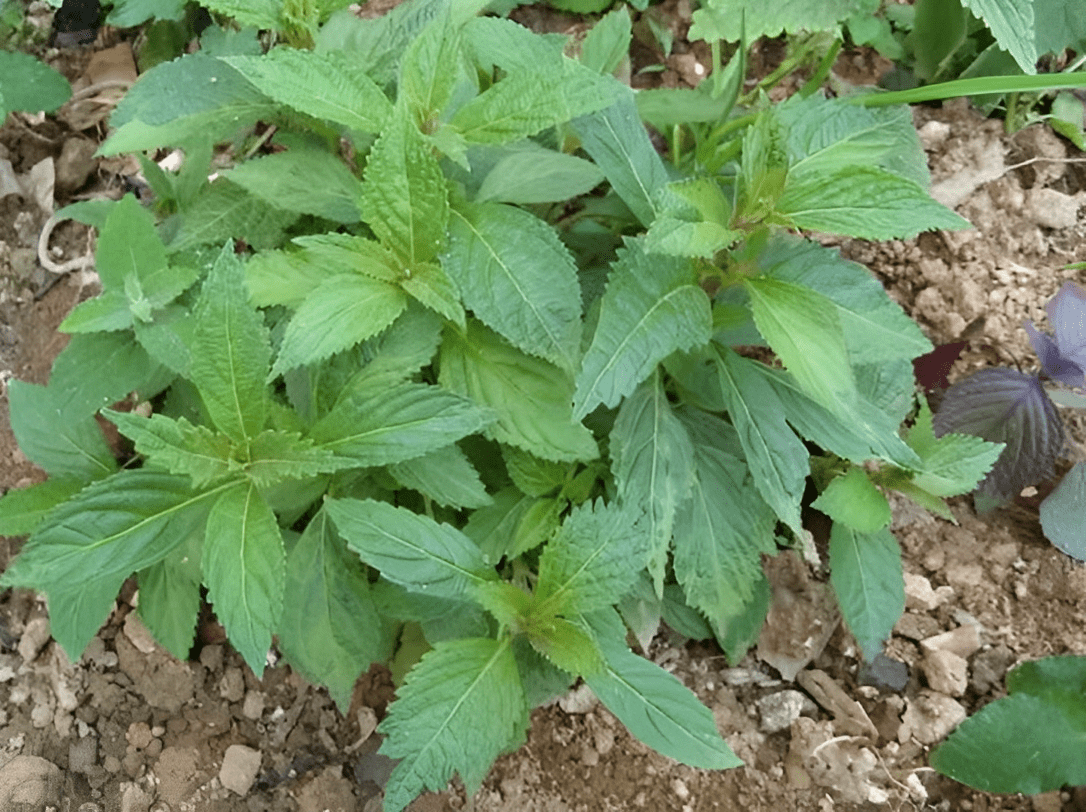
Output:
top-left (921, 649), bottom-right (968, 697)
top-left (0, 755), bottom-right (62, 808)
top-left (219, 744), bottom-right (261, 796)
top-left (898, 690), bottom-right (966, 745)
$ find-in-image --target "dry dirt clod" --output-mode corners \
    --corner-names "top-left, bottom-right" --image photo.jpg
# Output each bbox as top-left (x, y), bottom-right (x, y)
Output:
top-left (219, 744), bottom-right (262, 796)
top-left (0, 754), bottom-right (62, 808)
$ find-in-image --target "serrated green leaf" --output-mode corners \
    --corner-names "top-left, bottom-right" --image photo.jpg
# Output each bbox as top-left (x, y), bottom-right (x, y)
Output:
top-left (105, 410), bottom-right (233, 488)
top-left (610, 371), bottom-right (695, 594)
top-left (645, 177), bottom-right (743, 259)
top-left (278, 509), bottom-right (394, 711)
top-left (200, 0), bottom-right (280, 29)
top-left (333, 303), bottom-right (444, 395)
top-left (326, 497), bottom-right (493, 598)
top-left (379, 637), bottom-right (528, 812)
top-left (451, 58), bottom-right (619, 144)
top-left (46, 571), bottom-right (130, 662)
top-left (137, 529), bottom-right (202, 660)
top-left (134, 303), bottom-right (196, 379)
top-left (93, 193), bottom-right (168, 291)
top-left (779, 166), bottom-right (971, 239)
top-left (0, 50), bottom-right (71, 114)
top-left (361, 114), bottom-right (449, 266)
top-left (960, 0), bottom-right (1036, 74)
top-left (271, 274), bottom-right (407, 375)
top-left (311, 381), bottom-right (493, 467)
top-left (527, 616), bottom-right (602, 676)
top-left (399, 261), bottom-right (465, 327)
top-left (190, 244), bottom-right (271, 443)
top-left (7, 381), bottom-right (117, 481)
top-left (0, 471), bottom-right (219, 589)
top-left (572, 94), bottom-right (670, 227)
top-left (575, 239), bottom-right (711, 419)
top-left (536, 499), bottom-right (650, 617)
top-left (171, 179), bottom-right (297, 252)
top-left (906, 400), bottom-right (1004, 495)
top-left (202, 481), bottom-right (284, 677)
top-left (673, 437), bottom-right (777, 636)
top-left (690, 0), bottom-right (871, 42)
top-left (757, 233), bottom-right (932, 364)
top-left (462, 487), bottom-right (562, 563)
top-left (101, 53), bottom-right (278, 155)
top-left (224, 148), bottom-right (364, 223)
top-left (813, 467), bottom-right (891, 533)
top-left (713, 348), bottom-right (807, 533)
top-left (439, 320), bottom-right (598, 463)
top-left (501, 447), bottom-right (568, 498)
top-left (745, 275), bottom-right (856, 415)
top-left (48, 330), bottom-right (170, 417)
top-left (475, 144), bottom-right (604, 205)
top-left (245, 429), bottom-right (353, 487)
top-left (59, 292), bottom-right (133, 333)
top-left (400, 10), bottom-right (464, 121)
top-left (223, 48), bottom-right (392, 132)
top-left (463, 16), bottom-right (566, 74)
top-left (829, 524), bottom-right (904, 662)
top-left (0, 478), bottom-right (85, 537)
top-left (580, 5), bottom-right (631, 75)
top-left (1039, 461), bottom-right (1086, 562)
top-left (445, 202), bottom-right (581, 370)
top-left (389, 444), bottom-right (491, 510)
top-left (583, 608), bottom-right (742, 769)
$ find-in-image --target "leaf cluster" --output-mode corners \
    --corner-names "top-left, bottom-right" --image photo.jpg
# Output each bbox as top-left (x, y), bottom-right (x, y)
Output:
top-left (0, 2), bottom-right (1012, 808)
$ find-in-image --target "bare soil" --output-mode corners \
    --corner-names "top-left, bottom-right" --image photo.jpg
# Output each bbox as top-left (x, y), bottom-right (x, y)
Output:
top-left (1, 5), bottom-right (1085, 812)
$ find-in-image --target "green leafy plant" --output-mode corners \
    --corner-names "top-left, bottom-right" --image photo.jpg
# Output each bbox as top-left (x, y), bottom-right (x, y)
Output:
top-left (0, 49), bottom-right (71, 120)
top-left (931, 654), bottom-right (1086, 793)
top-left (0, 1), bottom-right (1030, 808)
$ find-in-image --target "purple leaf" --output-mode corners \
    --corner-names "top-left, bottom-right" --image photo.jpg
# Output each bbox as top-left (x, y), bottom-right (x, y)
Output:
top-left (933, 368), bottom-right (1064, 501)
top-left (1026, 282), bottom-right (1086, 386)
top-left (913, 341), bottom-right (967, 393)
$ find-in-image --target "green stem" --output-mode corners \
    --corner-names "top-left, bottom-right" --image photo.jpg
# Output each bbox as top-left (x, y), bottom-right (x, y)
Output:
top-left (846, 72), bottom-right (1086, 107)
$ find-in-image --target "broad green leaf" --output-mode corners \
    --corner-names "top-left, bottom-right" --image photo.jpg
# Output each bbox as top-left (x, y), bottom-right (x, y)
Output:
top-left (501, 447), bottom-right (568, 498)
top-left (645, 177), bottom-right (742, 259)
top-left (7, 381), bottom-right (117, 481)
top-left (224, 148), bottom-right (364, 223)
top-left (0, 50), bottom-right (71, 114)
top-left (400, 11), bottom-right (464, 120)
top-left (961, 0), bottom-right (1036, 73)
top-left (572, 94), bottom-right (670, 227)
top-left (744, 275), bottom-right (856, 415)
top-left (332, 303), bottom-right (444, 395)
top-left (610, 371), bottom-right (695, 594)
top-left (389, 444), bottom-right (492, 510)
top-left (536, 500), bottom-right (650, 616)
top-left (673, 439), bottom-right (777, 637)
top-left (934, 655), bottom-right (1086, 793)
top-left (713, 348), bottom-right (807, 533)
top-left (440, 320), bottom-right (598, 463)
top-left (271, 274), bottom-right (407, 375)
top-left (107, 0), bottom-right (186, 26)
top-left (0, 471), bottom-right (219, 588)
top-left (190, 244), bottom-right (271, 444)
top-left (203, 481), bottom-right (285, 676)
top-left (661, 582), bottom-right (714, 642)
top-left (325, 497), bottom-right (493, 598)
top-left (92, 193), bottom-right (168, 292)
top-left (445, 202), bottom-right (581, 370)
top-left (580, 5), bottom-right (632, 75)
top-left (311, 381), bottom-right (493, 467)
top-left (134, 304), bottom-right (196, 379)
top-left (462, 486), bottom-right (561, 563)
top-left (361, 114), bottom-right (449, 266)
top-left (399, 261), bottom-right (465, 328)
top-left (200, 0), bottom-right (280, 29)
top-left (778, 96), bottom-right (933, 189)
top-left (105, 410), bottom-right (233, 488)
top-left (708, 574), bottom-right (772, 665)
top-left (170, 179), bottom-right (297, 252)
top-left (583, 608), bottom-right (742, 770)
top-left (1034, 0), bottom-right (1086, 58)
top-left (690, 0), bottom-right (873, 41)
top-left (48, 331), bottom-right (170, 417)
top-left (463, 16), bottom-right (566, 74)
top-left (246, 429), bottom-right (353, 487)
top-left (906, 424), bottom-right (1004, 498)
top-left (59, 292), bottom-right (133, 333)
top-left (137, 529), bottom-right (202, 660)
top-left (46, 571), bottom-right (130, 662)
top-left (379, 637), bottom-right (528, 812)
top-left (829, 524), bottom-right (904, 662)
top-left (526, 615), bottom-right (602, 677)
top-left (278, 509), bottom-right (394, 710)
top-left (224, 48), bottom-right (392, 132)
top-left (779, 166), bottom-right (971, 239)
top-left (757, 234), bottom-right (932, 364)
top-left (451, 58), bottom-right (619, 144)
top-left (101, 53), bottom-right (278, 155)
top-left (575, 238), bottom-right (711, 419)
top-left (0, 478), bottom-right (85, 537)
top-left (475, 144), bottom-right (604, 205)
top-left (813, 467), bottom-right (891, 533)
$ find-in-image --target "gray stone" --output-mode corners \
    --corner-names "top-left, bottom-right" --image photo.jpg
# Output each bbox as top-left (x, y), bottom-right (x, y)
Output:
top-left (0, 754), bottom-right (62, 808)
top-left (898, 690), bottom-right (966, 745)
top-left (69, 735), bottom-right (98, 774)
top-left (219, 744), bottom-right (261, 795)
top-left (17, 616), bottom-right (51, 663)
top-left (757, 689), bottom-right (817, 734)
